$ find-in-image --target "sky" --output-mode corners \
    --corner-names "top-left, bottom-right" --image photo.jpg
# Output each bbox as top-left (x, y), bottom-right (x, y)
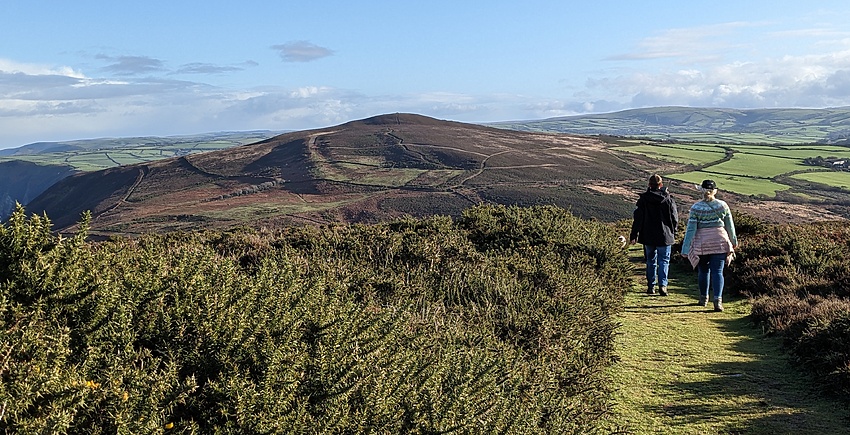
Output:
top-left (3, 1), bottom-right (850, 149)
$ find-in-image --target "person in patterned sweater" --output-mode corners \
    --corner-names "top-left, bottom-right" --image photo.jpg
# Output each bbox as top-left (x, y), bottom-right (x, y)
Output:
top-left (680, 179), bottom-right (738, 312)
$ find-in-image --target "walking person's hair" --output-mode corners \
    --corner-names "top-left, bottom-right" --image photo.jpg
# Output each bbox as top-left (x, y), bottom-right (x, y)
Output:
top-left (700, 179), bottom-right (717, 201)
top-left (648, 173), bottom-right (662, 187)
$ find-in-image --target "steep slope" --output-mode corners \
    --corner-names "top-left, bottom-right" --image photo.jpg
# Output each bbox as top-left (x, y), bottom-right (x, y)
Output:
top-left (27, 114), bottom-right (639, 236)
top-left (0, 161), bottom-right (77, 219)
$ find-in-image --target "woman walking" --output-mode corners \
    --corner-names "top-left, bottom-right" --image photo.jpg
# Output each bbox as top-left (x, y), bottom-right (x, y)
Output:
top-left (680, 179), bottom-right (737, 312)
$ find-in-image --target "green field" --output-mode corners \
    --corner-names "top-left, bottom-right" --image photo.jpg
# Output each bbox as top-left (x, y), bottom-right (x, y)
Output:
top-left (666, 171), bottom-right (792, 196)
top-left (791, 170), bottom-right (850, 190)
top-left (613, 144), bottom-right (726, 166)
top-left (707, 153), bottom-right (807, 178)
top-left (670, 132), bottom-right (824, 144)
top-left (729, 146), bottom-right (850, 160)
top-left (613, 141), bottom-right (850, 198)
top-left (0, 133), bottom-right (275, 172)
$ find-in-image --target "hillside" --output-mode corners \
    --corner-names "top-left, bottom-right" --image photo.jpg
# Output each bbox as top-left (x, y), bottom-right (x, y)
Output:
top-left (0, 130), bottom-right (280, 159)
top-left (0, 161), bottom-right (76, 219)
top-left (492, 106), bottom-right (850, 144)
top-left (26, 114), bottom-right (639, 236)
top-left (0, 131), bottom-right (281, 220)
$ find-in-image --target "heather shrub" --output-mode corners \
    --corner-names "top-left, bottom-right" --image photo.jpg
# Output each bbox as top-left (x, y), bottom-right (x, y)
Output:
top-left (794, 309), bottom-right (850, 396)
top-left (727, 221), bottom-right (850, 299)
top-left (727, 219), bottom-right (850, 398)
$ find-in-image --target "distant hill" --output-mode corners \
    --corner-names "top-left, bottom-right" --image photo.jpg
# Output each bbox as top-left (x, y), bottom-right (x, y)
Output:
top-left (0, 131), bottom-right (282, 158)
top-left (0, 131), bottom-right (282, 219)
top-left (491, 106), bottom-right (850, 144)
top-left (26, 113), bottom-right (639, 236)
top-left (16, 108), bottom-right (850, 235)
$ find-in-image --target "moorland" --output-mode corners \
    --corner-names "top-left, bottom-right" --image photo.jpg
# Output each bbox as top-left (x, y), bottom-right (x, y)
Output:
top-left (5, 108), bottom-right (850, 238)
top-left (0, 131), bottom-right (280, 221)
top-left (3, 107), bottom-right (850, 433)
top-left (22, 114), bottom-right (639, 237)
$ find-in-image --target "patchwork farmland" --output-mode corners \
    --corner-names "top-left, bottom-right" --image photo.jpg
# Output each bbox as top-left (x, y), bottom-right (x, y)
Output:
top-left (611, 141), bottom-right (850, 199)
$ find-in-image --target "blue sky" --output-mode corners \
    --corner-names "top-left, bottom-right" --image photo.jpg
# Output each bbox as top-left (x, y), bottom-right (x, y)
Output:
top-left (3, 1), bottom-right (850, 149)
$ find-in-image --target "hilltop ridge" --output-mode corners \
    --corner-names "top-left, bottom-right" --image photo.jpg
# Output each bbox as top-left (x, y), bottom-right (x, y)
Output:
top-left (26, 114), bottom-right (637, 236)
top-left (491, 106), bottom-right (850, 144)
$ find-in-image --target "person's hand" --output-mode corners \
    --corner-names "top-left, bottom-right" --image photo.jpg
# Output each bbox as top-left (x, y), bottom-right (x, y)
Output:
top-left (629, 239), bottom-right (636, 245)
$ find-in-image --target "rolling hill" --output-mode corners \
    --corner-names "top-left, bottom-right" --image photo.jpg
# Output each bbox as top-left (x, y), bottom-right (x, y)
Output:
top-left (491, 106), bottom-right (850, 144)
top-left (26, 114), bottom-right (640, 236)
top-left (0, 131), bottom-right (281, 220)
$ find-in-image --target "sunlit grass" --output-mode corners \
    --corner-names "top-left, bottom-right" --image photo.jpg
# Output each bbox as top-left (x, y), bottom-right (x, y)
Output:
top-left (707, 154), bottom-right (807, 178)
top-left (603, 248), bottom-right (849, 434)
top-left (667, 171), bottom-right (791, 197)
top-left (613, 145), bottom-right (726, 166)
top-left (791, 170), bottom-right (850, 191)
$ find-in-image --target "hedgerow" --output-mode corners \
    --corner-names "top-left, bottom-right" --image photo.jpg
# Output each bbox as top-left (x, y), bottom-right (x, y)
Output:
top-left (726, 220), bottom-right (850, 397)
top-left (0, 204), bottom-right (631, 433)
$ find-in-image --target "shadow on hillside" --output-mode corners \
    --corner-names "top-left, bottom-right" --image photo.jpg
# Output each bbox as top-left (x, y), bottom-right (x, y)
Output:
top-left (642, 315), bottom-right (850, 433)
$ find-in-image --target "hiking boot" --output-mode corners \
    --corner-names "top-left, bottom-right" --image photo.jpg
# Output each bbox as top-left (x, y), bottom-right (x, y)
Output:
top-left (659, 286), bottom-right (668, 296)
top-left (698, 297), bottom-right (708, 307)
top-left (714, 299), bottom-right (724, 312)
top-left (647, 285), bottom-right (656, 295)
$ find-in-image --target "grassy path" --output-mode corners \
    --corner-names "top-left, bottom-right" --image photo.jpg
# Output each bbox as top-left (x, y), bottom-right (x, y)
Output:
top-left (604, 246), bottom-right (848, 434)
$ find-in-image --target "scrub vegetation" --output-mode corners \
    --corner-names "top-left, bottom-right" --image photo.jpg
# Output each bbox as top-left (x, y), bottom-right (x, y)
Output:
top-left (2, 204), bottom-right (849, 433)
top-left (0, 204), bottom-right (630, 434)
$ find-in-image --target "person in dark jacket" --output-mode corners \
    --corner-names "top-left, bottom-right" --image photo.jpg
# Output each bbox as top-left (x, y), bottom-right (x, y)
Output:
top-left (630, 174), bottom-right (679, 295)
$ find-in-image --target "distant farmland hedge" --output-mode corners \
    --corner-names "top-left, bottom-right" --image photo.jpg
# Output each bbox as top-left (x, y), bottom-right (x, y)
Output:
top-left (0, 204), bottom-right (632, 433)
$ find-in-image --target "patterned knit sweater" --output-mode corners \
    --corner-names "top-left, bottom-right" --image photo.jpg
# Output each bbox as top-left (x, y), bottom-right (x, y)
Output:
top-left (680, 199), bottom-right (737, 255)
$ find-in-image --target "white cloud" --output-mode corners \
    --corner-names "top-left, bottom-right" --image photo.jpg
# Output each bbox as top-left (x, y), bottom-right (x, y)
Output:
top-left (587, 38), bottom-right (850, 110)
top-left (0, 58), bottom-right (86, 78)
top-left (606, 22), bottom-right (761, 63)
top-left (290, 86), bottom-right (332, 98)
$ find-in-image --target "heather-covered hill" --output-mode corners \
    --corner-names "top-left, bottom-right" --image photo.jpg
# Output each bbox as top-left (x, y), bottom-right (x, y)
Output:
top-left (27, 114), bottom-right (639, 236)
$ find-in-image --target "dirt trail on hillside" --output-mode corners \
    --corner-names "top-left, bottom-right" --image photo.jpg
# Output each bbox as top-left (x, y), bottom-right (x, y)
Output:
top-left (604, 248), bottom-right (849, 433)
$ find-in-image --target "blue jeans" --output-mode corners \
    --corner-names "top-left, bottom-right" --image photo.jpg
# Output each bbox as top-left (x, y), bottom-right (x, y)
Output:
top-left (698, 253), bottom-right (726, 300)
top-left (644, 245), bottom-right (671, 290)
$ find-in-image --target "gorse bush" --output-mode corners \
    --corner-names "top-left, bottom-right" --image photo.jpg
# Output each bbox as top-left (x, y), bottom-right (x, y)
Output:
top-left (726, 220), bottom-right (850, 398)
top-left (0, 204), bottom-right (632, 434)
